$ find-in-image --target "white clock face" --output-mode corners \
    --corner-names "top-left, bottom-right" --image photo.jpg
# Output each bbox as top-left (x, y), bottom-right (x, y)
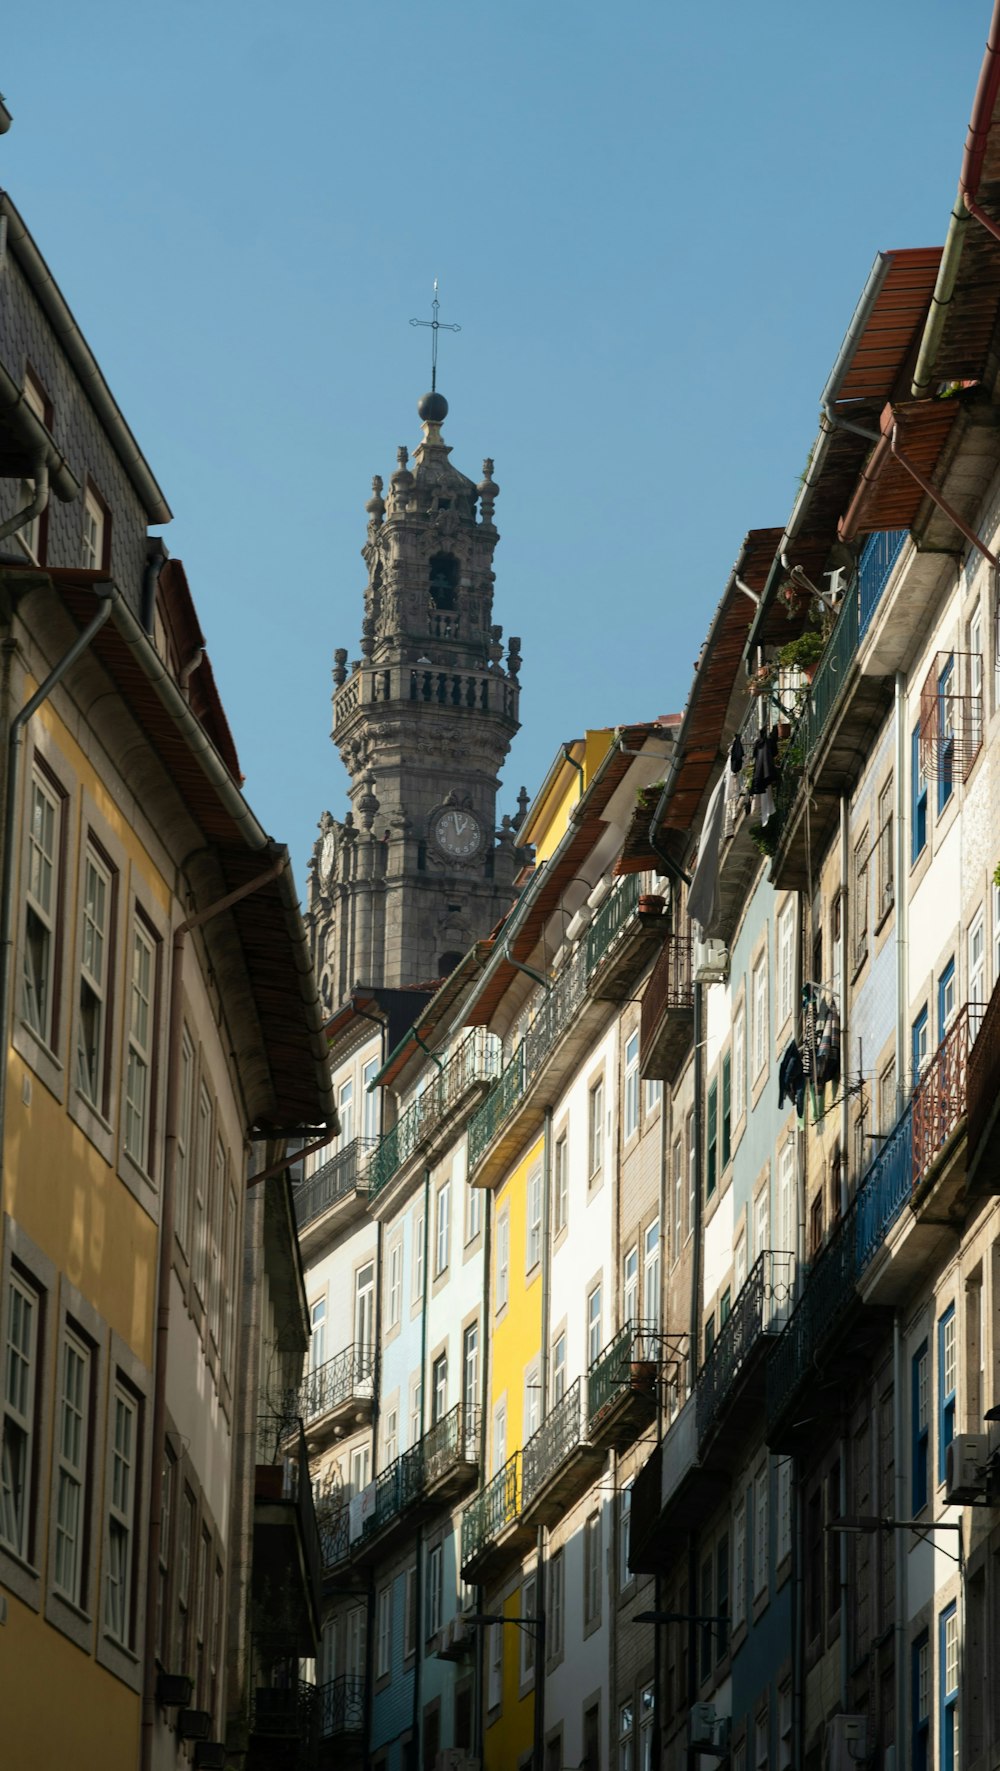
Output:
top-left (433, 807), bottom-right (482, 860)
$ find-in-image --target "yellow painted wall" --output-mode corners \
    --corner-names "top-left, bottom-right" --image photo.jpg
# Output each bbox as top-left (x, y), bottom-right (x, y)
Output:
top-left (490, 1134), bottom-right (544, 1451)
top-left (483, 1585), bottom-right (535, 1771)
top-left (526, 729), bottom-right (616, 864)
top-left (0, 1587), bottom-right (140, 1764)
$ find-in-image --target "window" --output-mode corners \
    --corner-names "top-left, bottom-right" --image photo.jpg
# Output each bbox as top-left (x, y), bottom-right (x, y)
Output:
top-left (548, 1548), bottom-right (564, 1657)
top-left (733, 1000), bottom-right (746, 1124)
top-left (488, 1619), bottom-right (503, 1708)
top-left (209, 1138), bottom-right (225, 1348)
top-left (876, 777), bottom-right (894, 916)
top-left (362, 1058), bottom-right (379, 1141)
top-left (940, 1603), bottom-right (959, 1771)
top-left (355, 1262), bottom-right (374, 1352)
top-left (623, 1246), bottom-right (639, 1327)
top-left (222, 1180), bottom-right (238, 1379)
top-left (624, 1032), bottom-right (640, 1138)
top-left (753, 1464), bottom-right (768, 1597)
top-left (645, 1077), bottom-right (662, 1115)
top-left (778, 900), bottom-right (795, 1026)
top-left (192, 1085), bottom-right (211, 1304)
top-left (619, 1480), bottom-right (633, 1588)
top-left (492, 1400), bottom-right (506, 1472)
top-left (939, 1304), bottom-right (956, 1483)
top-left (82, 486), bottom-right (106, 570)
top-left (466, 1179), bottom-right (482, 1244)
top-left (938, 958), bottom-right (956, 1040)
top-left (721, 1053), bottom-right (732, 1169)
top-left (177, 1487), bottom-right (194, 1673)
top-left (350, 1442), bottom-right (371, 1495)
top-left (338, 1078), bottom-right (354, 1145)
top-left (156, 1448), bottom-right (174, 1662)
top-left (584, 1510), bottom-right (602, 1625)
top-left (732, 1496), bottom-right (747, 1628)
top-left (754, 1185), bottom-right (768, 1260)
top-left (687, 1109), bottom-right (696, 1235)
top-left (105, 1382), bottom-right (138, 1645)
top-left (704, 1311), bottom-right (716, 1358)
top-left (426, 1541), bottom-right (443, 1638)
top-left (853, 827), bottom-right (869, 968)
top-left (526, 1165), bottom-right (542, 1272)
top-left (878, 1060), bottom-right (897, 1139)
top-left (431, 1352), bottom-right (448, 1424)
top-left (912, 1007), bottom-right (929, 1086)
top-left (970, 909), bottom-right (986, 1038)
top-left (553, 1133), bottom-right (568, 1234)
top-left (912, 724), bottom-right (928, 859)
top-left (912, 1340), bottom-right (929, 1510)
top-left (520, 1574), bottom-right (536, 1685)
top-left (175, 1030), bottom-right (194, 1253)
top-left (735, 1230), bottom-right (747, 1296)
top-left (776, 1457), bottom-right (792, 1563)
top-left (752, 955), bottom-right (768, 1079)
top-left (777, 1684), bottom-right (792, 1771)
top-left (384, 1408), bottom-right (398, 1465)
top-left (619, 1701), bottom-right (634, 1771)
top-left (588, 1078), bottom-right (604, 1181)
top-left (16, 372), bottom-right (48, 560)
top-left (124, 917), bottom-right (157, 1169)
top-left (937, 654), bottom-right (956, 813)
top-left (434, 1180), bottom-right (450, 1277)
top-left (524, 1363), bottom-right (540, 1439)
top-left (387, 1242), bottom-right (402, 1330)
top-left (77, 845), bottom-right (113, 1106)
top-left (496, 1209), bottom-right (509, 1312)
top-left (587, 1284), bottom-right (602, 1366)
top-left (413, 1210), bottom-right (425, 1304)
top-left (912, 1630), bottom-right (930, 1771)
top-left (552, 1333), bottom-right (566, 1403)
top-left (777, 1138), bottom-right (795, 1264)
top-left (1, 1271), bottom-right (40, 1558)
top-left (672, 1137), bottom-right (683, 1258)
top-left (754, 1708), bottom-right (769, 1771)
top-left (462, 1322), bottom-right (479, 1426)
top-left (22, 768), bottom-right (62, 1045)
top-left (639, 1685), bottom-right (655, 1771)
top-left (403, 1565), bottom-right (417, 1657)
top-left (309, 1296), bottom-right (326, 1374)
top-left (706, 1080), bottom-right (718, 1198)
top-left (643, 1220), bottom-right (660, 1333)
top-left (716, 1531), bottom-right (729, 1659)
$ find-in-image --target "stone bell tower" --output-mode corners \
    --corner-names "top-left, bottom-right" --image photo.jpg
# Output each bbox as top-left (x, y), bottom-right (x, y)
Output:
top-left (307, 388), bottom-right (525, 1006)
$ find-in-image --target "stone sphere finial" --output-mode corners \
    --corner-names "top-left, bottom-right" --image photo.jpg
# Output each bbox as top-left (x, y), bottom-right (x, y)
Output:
top-left (417, 390), bottom-right (448, 424)
top-left (365, 474), bottom-right (385, 524)
top-left (332, 647), bottom-right (348, 688)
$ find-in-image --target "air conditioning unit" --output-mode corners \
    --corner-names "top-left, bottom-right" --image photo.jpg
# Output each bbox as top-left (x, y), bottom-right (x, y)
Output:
top-left (714, 1716), bottom-right (733, 1752)
top-left (945, 1432), bottom-right (988, 1504)
top-left (689, 1703), bottom-right (717, 1750)
top-left (693, 937), bottom-right (729, 983)
top-left (825, 1715), bottom-right (867, 1771)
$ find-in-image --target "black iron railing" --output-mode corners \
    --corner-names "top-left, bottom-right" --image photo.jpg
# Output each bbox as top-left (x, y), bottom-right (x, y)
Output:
top-left (423, 1401), bottom-right (479, 1486)
top-left (461, 1450), bottom-right (520, 1567)
top-left (301, 1343), bottom-right (374, 1425)
top-left (283, 1422), bottom-right (322, 1617)
top-left (587, 1319), bottom-right (658, 1426)
top-left (319, 1673), bottom-right (365, 1737)
top-left (522, 1378), bottom-right (587, 1509)
top-left (468, 948), bottom-right (588, 1172)
top-left (766, 1198), bottom-right (859, 1432)
top-left (252, 1679), bottom-right (318, 1740)
top-left (696, 1252), bottom-right (793, 1443)
top-left (293, 1136), bottom-right (378, 1231)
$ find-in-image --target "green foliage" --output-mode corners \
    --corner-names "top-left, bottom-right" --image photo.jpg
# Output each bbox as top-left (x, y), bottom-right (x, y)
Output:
top-left (777, 629), bottom-right (826, 671)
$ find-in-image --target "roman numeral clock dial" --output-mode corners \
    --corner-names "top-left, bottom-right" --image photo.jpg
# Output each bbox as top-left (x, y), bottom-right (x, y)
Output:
top-left (432, 806), bottom-right (483, 861)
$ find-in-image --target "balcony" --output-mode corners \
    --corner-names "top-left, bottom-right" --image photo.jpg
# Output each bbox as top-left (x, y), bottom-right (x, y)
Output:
top-left (316, 1502), bottom-right (353, 1580)
top-left (587, 1320), bottom-right (659, 1453)
top-left (468, 946), bottom-right (602, 1187)
top-left (318, 1674), bottom-right (364, 1767)
top-left (626, 1393), bottom-right (728, 1572)
top-left (293, 1138), bottom-right (377, 1247)
top-left (520, 1378), bottom-right (604, 1527)
top-left (696, 1252), bottom-right (793, 1460)
top-left (853, 1103), bottom-right (917, 1303)
top-left (460, 1450), bottom-right (535, 1585)
top-left (253, 1423), bottom-right (322, 1652)
top-left (857, 529), bottom-right (908, 639)
top-left (251, 1679), bottom-right (319, 1741)
top-left (422, 1402), bottom-right (480, 1502)
top-left (639, 933), bottom-right (693, 1083)
top-left (912, 1004), bottom-right (971, 1215)
top-left (968, 983), bottom-right (1000, 1196)
top-left (368, 1028), bottom-right (500, 1205)
top-left (300, 1344), bottom-right (374, 1444)
top-left (585, 873), bottom-right (667, 1002)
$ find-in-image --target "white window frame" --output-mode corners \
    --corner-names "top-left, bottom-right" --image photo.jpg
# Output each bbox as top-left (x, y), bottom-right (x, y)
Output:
top-left (376, 1583), bottom-right (392, 1676)
top-left (1, 1271), bottom-right (40, 1559)
top-left (22, 767), bottom-right (61, 1047)
top-left (433, 1176), bottom-right (448, 1278)
top-left (496, 1208), bottom-right (510, 1313)
top-left (338, 1078), bottom-right (354, 1146)
top-left (466, 1178), bottom-right (482, 1244)
top-left (77, 844), bottom-right (113, 1107)
top-left (175, 1029), bottom-right (194, 1254)
top-left (588, 1077), bottom-right (605, 1181)
top-left (548, 1547), bottom-right (564, 1657)
top-left (193, 1085), bottom-right (212, 1306)
top-left (970, 908), bottom-right (986, 1039)
top-left (624, 1031), bottom-right (640, 1139)
top-left (412, 1209), bottom-right (425, 1304)
top-left (619, 1479), bottom-right (633, 1589)
top-left (733, 1494), bottom-right (747, 1628)
top-left (362, 1059), bottom-right (379, 1141)
top-left (554, 1132), bottom-right (569, 1235)
top-left (524, 1362), bottom-right (541, 1440)
top-left (752, 955), bottom-right (768, 1080)
top-left (431, 1351), bottom-right (448, 1425)
top-left (488, 1618), bottom-right (504, 1708)
top-left (584, 1509), bottom-right (602, 1625)
top-left (105, 1381), bottom-right (138, 1646)
top-left (587, 1283), bottom-right (602, 1366)
top-left (387, 1241), bottom-right (402, 1330)
top-left (552, 1332), bottom-right (566, 1404)
top-left (776, 1457), bottom-right (792, 1563)
top-left (81, 486), bottom-right (105, 570)
top-left (526, 1164), bottom-right (542, 1272)
top-left (520, 1573), bottom-right (537, 1686)
top-left (753, 1463), bottom-right (768, 1598)
top-left (643, 1219), bottom-right (660, 1333)
top-left (623, 1245), bottom-right (639, 1327)
top-left (124, 916), bottom-right (156, 1170)
top-left (777, 902), bottom-right (794, 1028)
top-left (733, 1000), bottom-right (746, 1125)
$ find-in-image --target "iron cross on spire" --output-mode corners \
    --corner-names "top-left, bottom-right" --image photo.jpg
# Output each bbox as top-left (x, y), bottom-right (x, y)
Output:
top-left (410, 279), bottom-right (461, 392)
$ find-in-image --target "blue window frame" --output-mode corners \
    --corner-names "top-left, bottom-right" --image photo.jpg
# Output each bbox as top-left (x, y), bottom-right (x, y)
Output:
top-left (706, 1080), bottom-right (718, 1198)
top-left (938, 959), bottom-right (956, 1040)
top-left (912, 1630), bottom-right (929, 1771)
top-left (911, 725), bottom-right (928, 860)
top-left (912, 1007), bottom-right (929, 1087)
top-left (940, 1603), bottom-right (958, 1770)
top-left (938, 1304), bottom-right (956, 1483)
top-left (912, 1340), bottom-right (929, 1511)
top-left (937, 654), bottom-right (955, 814)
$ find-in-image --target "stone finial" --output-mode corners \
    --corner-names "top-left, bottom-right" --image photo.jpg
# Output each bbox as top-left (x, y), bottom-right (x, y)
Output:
top-left (360, 614), bottom-right (375, 660)
top-left (358, 775), bottom-right (380, 832)
top-left (507, 636), bottom-right (522, 678)
top-left (478, 457), bottom-right (499, 523)
top-left (332, 647), bottom-right (349, 688)
top-left (365, 474), bottom-right (385, 527)
top-left (516, 784), bottom-right (529, 826)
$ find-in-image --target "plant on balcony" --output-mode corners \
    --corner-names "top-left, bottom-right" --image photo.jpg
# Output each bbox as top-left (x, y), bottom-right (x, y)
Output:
top-left (778, 578), bottom-right (812, 620)
top-left (750, 663), bottom-right (776, 697)
top-left (993, 860), bottom-right (1000, 889)
top-left (748, 820), bottom-right (779, 859)
top-left (777, 628), bottom-right (826, 674)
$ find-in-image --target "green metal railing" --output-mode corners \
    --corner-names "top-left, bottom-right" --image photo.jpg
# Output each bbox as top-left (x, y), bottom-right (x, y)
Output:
top-left (293, 1136), bottom-right (378, 1231)
top-left (461, 1450), bottom-right (521, 1568)
top-left (587, 1318), bottom-right (657, 1426)
top-left (368, 1027), bottom-right (500, 1199)
top-left (522, 1379), bottom-right (586, 1509)
top-left (468, 947), bottom-right (589, 1174)
top-left (586, 873), bottom-right (641, 974)
top-left (468, 1047), bottom-right (525, 1170)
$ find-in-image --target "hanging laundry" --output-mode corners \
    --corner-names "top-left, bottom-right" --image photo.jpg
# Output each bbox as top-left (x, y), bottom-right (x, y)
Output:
top-left (815, 997), bottom-right (841, 1090)
top-left (749, 729), bottom-right (780, 826)
top-left (687, 771), bottom-right (728, 940)
top-left (729, 733), bottom-right (744, 774)
top-left (777, 1040), bottom-right (806, 1116)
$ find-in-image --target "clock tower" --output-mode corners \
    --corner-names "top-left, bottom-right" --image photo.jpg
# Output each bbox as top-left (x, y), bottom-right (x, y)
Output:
top-left (307, 388), bottom-right (525, 1005)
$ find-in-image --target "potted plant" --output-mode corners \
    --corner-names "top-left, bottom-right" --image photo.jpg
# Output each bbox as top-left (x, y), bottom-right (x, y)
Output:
top-left (778, 578), bottom-right (811, 620)
top-left (638, 891), bottom-right (665, 919)
top-left (748, 821), bottom-right (779, 859)
top-left (777, 628), bottom-right (826, 681)
top-left (750, 662), bottom-right (776, 697)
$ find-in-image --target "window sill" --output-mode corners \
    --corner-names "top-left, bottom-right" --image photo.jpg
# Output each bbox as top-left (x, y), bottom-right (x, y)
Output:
top-left (12, 1019), bottom-right (66, 1108)
top-left (0, 1539), bottom-right (42, 1612)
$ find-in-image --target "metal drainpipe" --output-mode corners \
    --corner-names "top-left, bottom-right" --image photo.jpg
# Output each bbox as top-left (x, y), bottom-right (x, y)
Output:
top-left (652, 1067), bottom-right (669, 1768)
top-left (893, 1314), bottom-right (907, 1763)
top-left (411, 1169), bottom-right (431, 1763)
top-left (561, 742), bottom-right (585, 799)
top-left (533, 1107), bottom-right (552, 1771)
top-left (139, 852), bottom-right (288, 1771)
top-left (894, 676), bottom-right (907, 1106)
top-left (501, 936), bottom-right (551, 993)
top-left (0, 581), bottom-right (116, 1179)
top-left (474, 1184), bottom-right (493, 1771)
top-left (839, 1440), bottom-right (848, 1712)
top-left (140, 535), bottom-right (167, 637)
top-left (0, 453), bottom-right (48, 543)
top-left (793, 1450), bottom-right (805, 1771)
top-left (690, 982), bottom-right (704, 1389)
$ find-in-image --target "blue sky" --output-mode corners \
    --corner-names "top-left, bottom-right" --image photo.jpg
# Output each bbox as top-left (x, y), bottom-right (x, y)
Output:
top-left (2, 1), bottom-right (990, 884)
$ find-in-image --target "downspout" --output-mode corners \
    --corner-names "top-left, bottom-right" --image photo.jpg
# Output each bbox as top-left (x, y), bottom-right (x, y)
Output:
top-left (894, 676), bottom-right (907, 1106)
top-left (652, 1064), bottom-right (669, 1770)
top-left (411, 1169), bottom-right (432, 1759)
top-left (893, 1314), bottom-right (907, 1765)
top-left (533, 1107), bottom-right (553, 1771)
top-left (0, 581), bottom-right (116, 1179)
top-left (561, 742), bottom-right (585, 800)
top-left (140, 535), bottom-right (167, 637)
top-left (501, 935), bottom-right (551, 993)
top-left (0, 453), bottom-right (48, 543)
top-left (139, 852), bottom-right (290, 1771)
top-left (690, 983), bottom-right (704, 1390)
top-left (474, 1184), bottom-right (493, 1771)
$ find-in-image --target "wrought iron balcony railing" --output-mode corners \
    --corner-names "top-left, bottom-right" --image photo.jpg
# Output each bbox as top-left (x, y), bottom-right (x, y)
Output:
top-left (317, 1503), bottom-right (350, 1574)
top-left (319, 1673), bottom-right (365, 1737)
top-left (912, 1004), bottom-right (972, 1194)
top-left (855, 1101), bottom-right (913, 1272)
top-left (858, 528), bottom-right (908, 639)
top-left (365, 1440), bottom-right (425, 1539)
top-left (422, 1401), bottom-right (479, 1486)
top-left (251, 1679), bottom-right (318, 1740)
top-left (461, 1450), bottom-right (520, 1568)
top-left (585, 872), bottom-right (641, 974)
top-left (587, 1319), bottom-right (658, 1426)
top-left (468, 948), bottom-right (588, 1173)
top-left (368, 1027), bottom-right (501, 1199)
top-left (639, 932), bottom-right (693, 1070)
top-left (301, 1343), bottom-right (374, 1426)
top-left (696, 1251), bottom-right (793, 1444)
top-left (521, 1378), bottom-right (587, 1510)
top-left (293, 1136), bottom-right (378, 1231)
top-left (766, 1195), bottom-right (860, 1433)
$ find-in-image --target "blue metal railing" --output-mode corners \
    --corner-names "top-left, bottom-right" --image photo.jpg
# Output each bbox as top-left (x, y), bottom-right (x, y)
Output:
top-left (855, 1102), bottom-right (913, 1273)
top-left (858, 529), bottom-right (908, 639)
